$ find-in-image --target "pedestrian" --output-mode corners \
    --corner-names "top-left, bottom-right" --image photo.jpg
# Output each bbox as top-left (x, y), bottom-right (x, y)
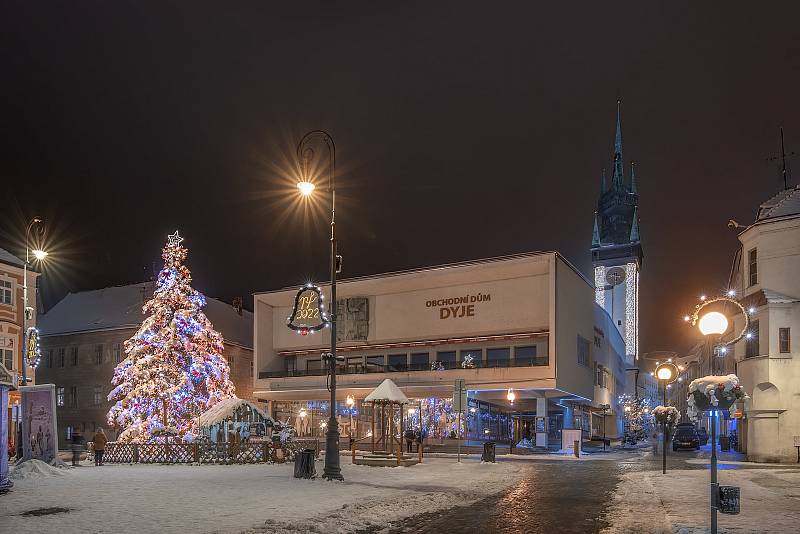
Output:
top-left (415, 428), bottom-right (423, 453)
top-left (92, 428), bottom-right (108, 466)
top-left (404, 428), bottom-right (415, 453)
top-left (71, 431), bottom-right (84, 467)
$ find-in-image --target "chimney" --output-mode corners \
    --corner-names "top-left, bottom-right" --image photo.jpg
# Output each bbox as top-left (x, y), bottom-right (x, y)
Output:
top-left (232, 296), bottom-right (243, 316)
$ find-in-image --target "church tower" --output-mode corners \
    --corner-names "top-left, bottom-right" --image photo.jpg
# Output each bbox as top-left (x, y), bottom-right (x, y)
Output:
top-left (591, 104), bottom-right (643, 365)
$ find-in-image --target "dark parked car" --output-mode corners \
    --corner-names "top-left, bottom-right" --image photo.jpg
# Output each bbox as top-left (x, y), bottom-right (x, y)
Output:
top-left (672, 423), bottom-right (700, 451)
top-left (696, 427), bottom-right (709, 446)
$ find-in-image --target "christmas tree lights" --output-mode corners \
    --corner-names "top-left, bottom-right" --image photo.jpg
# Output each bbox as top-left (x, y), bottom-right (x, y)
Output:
top-left (107, 231), bottom-right (236, 442)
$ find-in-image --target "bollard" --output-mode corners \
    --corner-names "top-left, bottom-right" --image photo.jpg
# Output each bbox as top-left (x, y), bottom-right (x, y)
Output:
top-left (573, 440), bottom-right (580, 458)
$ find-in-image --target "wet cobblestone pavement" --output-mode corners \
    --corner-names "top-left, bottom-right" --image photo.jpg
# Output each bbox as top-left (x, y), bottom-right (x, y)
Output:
top-left (388, 448), bottom-right (765, 534)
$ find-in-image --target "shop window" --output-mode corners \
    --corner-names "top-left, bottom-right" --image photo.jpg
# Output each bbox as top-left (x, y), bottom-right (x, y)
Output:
top-left (436, 351), bottom-right (457, 369)
top-left (69, 346), bottom-right (78, 366)
top-left (410, 352), bottom-right (429, 371)
top-left (486, 348), bottom-right (510, 368)
top-left (366, 355), bottom-right (385, 372)
top-left (0, 336), bottom-right (13, 370)
top-left (387, 354), bottom-right (407, 372)
top-left (748, 248), bottom-right (758, 286)
top-left (515, 345), bottom-right (546, 366)
top-left (745, 321), bottom-right (759, 358)
top-left (779, 327), bottom-right (790, 354)
top-left (460, 349), bottom-right (482, 368)
top-left (577, 336), bottom-right (590, 367)
top-left (0, 279), bottom-right (12, 305)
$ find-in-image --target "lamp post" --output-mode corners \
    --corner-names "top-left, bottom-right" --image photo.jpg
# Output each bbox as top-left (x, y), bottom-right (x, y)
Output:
top-left (296, 130), bottom-right (343, 481)
top-left (21, 217), bottom-right (48, 386)
top-left (654, 361), bottom-right (678, 474)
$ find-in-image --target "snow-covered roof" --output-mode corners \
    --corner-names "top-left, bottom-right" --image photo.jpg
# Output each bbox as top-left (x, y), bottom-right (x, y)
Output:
top-left (364, 379), bottom-right (410, 404)
top-left (763, 289), bottom-right (800, 303)
top-left (38, 282), bottom-right (254, 347)
top-left (0, 247), bottom-right (25, 269)
top-left (198, 398), bottom-right (268, 427)
top-left (756, 186), bottom-right (800, 221)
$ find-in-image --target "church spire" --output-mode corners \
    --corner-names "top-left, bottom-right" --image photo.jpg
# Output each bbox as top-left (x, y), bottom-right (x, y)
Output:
top-left (612, 100), bottom-right (624, 189)
top-left (592, 213), bottom-right (601, 247)
top-left (630, 162), bottom-right (637, 194)
top-left (630, 207), bottom-right (640, 242)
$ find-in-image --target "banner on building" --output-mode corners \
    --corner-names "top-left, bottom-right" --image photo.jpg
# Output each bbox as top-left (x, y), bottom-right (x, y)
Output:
top-left (20, 384), bottom-right (58, 464)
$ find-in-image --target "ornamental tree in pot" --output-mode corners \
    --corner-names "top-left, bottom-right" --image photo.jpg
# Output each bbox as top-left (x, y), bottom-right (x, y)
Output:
top-left (652, 406), bottom-right (680, 426)
top-left (687, 374), bottom-right (749, 420)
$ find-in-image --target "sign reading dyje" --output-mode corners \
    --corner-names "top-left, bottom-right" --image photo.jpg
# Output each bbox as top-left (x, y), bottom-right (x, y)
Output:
top-left (287, 284), bottom-right (330, 336)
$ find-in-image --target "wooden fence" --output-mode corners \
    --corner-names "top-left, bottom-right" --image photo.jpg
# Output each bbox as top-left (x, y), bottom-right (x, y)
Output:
top-left (98, 439), bottom-right (319, 465)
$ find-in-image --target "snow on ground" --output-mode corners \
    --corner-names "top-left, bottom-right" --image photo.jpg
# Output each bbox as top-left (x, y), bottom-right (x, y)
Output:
top-left (1, 457), bottom-right (529, 534)
top-left (602, 463), bottom-right (800, 533)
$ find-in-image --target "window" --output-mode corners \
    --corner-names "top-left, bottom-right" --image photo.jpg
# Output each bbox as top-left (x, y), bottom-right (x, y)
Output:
top-left (228, 355), bottom-right (235, 374)
top-left (410, 352), bottom-right (429, 370)
top-left (748, 248), bottom-right (758, 286)
top-left (486, 348), bottom-right (510, 368)
top-left (69, 347), bottom-right (78, 366)
top-left (460, 349), bottom-right (482, 368)
top-left (69, 386), bottom-right (78, 408)
top-left (285, 356), bottom-right (297, 373)
top-left (46, 349), bottom-right (52, 368)
top-left (577, 336), bottom-right (590, 367)
top-left (0, 336), bottom-right (13, 370)
top-left (95, 344), bottom-right (103, 365)
top-left (779, 327), bottom-right (791, 354)
top-left (65, 426), bottom-right (73, 440)
top-left (57, 347), bottom-right (65, 367)
top-left (436, 351), bottom-right (457, 369)
top-left (0, 279), bottom-right (12, 305)
top-left (93, 385), bottom-right (103, 406)
top-left (366, 355), bottom-right (385, 372)
top-left (745, 320), bottom-right (759, 358)
top-left (388, 354), bottom-right (407, 372)
top-left (306, 359), bottom-right (324, 373)
top-left (249, 360), bottom-right (253, 378)
top-left (112, 343), bottom-right (121, 364)
top-left (346, 356), bottom-right (363, 374)
top-left (515, 345), bottom-right (547, 366)
top-left (595, 363), bottom-right (603, 386)
top-left (56, 386), bottom-right (65, 407)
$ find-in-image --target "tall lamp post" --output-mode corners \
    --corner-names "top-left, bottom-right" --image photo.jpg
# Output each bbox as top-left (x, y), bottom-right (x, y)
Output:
top-left (22, 217), bottom-right (48, 385)
top-left (296, 130), bottom-right (344, 481)
top-left (654, 361), bottom-right (678, 474)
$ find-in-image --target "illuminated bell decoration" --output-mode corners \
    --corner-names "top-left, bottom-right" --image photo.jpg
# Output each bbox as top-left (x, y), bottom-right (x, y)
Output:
top-left (25, 326), bottom-right (42, 369)
top-left (287, 284), bottom-right (330, 335)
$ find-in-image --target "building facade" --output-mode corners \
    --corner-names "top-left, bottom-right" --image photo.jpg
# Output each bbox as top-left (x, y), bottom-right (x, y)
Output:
top-left (727, 186), bottom-right (800, 462)
top-left (0, 247), bottom-right (41, 454)
top-left (253, 252), bottom-right (629, 447)
top-left (37, 282), bottom-right (254, 448)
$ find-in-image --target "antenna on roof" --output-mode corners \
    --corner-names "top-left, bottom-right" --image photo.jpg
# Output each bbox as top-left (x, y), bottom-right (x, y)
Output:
top-left (767, 127), bottom-right (796, 190)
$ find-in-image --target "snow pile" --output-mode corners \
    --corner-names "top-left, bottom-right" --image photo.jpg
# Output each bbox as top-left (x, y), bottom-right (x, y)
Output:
top-left (10, 459), bottom-right (69, 480)
top-left (651, 406), bottom-right (679, 424)
top-left (687, 374), bottom-right (749, 419)
top-left (198, 397), bottom-right (268, 427)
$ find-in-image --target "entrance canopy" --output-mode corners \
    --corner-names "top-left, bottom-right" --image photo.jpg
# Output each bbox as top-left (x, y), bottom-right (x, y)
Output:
top-left (364, 379), bottom-right (410, 404)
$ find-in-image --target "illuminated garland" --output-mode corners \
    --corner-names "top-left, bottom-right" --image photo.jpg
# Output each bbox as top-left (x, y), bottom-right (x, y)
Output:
top-left (25, 327), bottom-right (42, 369)
top-left (684, 294), bottom-right (752, 351)
top-left (107, 231), bottom-right (236, 442)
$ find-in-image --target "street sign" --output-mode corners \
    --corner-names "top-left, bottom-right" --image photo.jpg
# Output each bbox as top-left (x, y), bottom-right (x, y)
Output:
top-left (453, 379), bottom-right (467, 412)
top-left (718, 486), bottom-right (740, 514)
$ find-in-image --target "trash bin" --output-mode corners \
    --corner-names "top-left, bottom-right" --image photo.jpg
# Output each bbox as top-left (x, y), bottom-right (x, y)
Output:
top-left (482, 442), bottom-right (496, 463)
top-left (720, 436), bottom-right (730, 452)
top-left (293, 448), bottom-right (316, 479)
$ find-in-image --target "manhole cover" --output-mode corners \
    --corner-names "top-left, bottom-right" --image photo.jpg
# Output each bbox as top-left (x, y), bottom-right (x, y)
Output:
top-left (21, 507), bottom-right (71, 517)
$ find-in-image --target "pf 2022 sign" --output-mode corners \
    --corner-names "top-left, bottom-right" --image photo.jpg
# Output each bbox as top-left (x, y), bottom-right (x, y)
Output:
top-left (287, 284), bottom-right (330, 336)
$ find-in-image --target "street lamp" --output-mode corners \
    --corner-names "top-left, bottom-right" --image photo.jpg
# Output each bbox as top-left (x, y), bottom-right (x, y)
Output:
top-left (346, 395), bottom-right (355, 439)
top-left (295, 130), bottom-right (344, 481)
top-left (654, 362), bottom-right (678, 474)
top-left (22, 217), bottom-right (48, 385)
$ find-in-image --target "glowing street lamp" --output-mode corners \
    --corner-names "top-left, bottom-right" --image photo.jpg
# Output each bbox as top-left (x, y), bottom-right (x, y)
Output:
top-left (297, 181), bottom-right (315, 196)
top-left (506, 389), bottom-right (516, 404)
top-left (654, 362), bottom-right (678, 474)
top-left (698, 312), bottom-right (729, 336)
top-left (22, 217), bottom-right (48, 385)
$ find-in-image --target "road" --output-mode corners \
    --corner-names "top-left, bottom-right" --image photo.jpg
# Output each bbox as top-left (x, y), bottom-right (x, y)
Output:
top-left (389, 448), bottom-right (741, 534)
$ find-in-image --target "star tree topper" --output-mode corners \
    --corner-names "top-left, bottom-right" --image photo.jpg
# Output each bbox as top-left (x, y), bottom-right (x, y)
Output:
top-left (167, 230), bottom-right (184, 247)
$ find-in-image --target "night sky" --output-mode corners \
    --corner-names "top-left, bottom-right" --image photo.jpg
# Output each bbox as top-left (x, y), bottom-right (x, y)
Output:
top-left (2, 2), bottom-right (799, 357)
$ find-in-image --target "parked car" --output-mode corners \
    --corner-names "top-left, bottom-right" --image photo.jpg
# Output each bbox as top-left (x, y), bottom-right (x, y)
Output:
top-left (672, 423), bottom-right (700, 451)
top-left (696, 427), bottom-right (709, 446)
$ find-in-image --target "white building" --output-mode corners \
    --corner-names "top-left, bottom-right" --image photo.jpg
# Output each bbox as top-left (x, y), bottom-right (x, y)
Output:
top-left (253, 252), bottom-right (628, 447)
top-left (728, 185), bottom-right (800, 462)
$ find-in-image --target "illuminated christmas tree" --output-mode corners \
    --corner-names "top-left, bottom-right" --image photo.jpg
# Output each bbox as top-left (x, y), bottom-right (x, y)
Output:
top-left (619, 394), bottom-right (653, 445)
top-left (107, 231), bottom-right (235, 442)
